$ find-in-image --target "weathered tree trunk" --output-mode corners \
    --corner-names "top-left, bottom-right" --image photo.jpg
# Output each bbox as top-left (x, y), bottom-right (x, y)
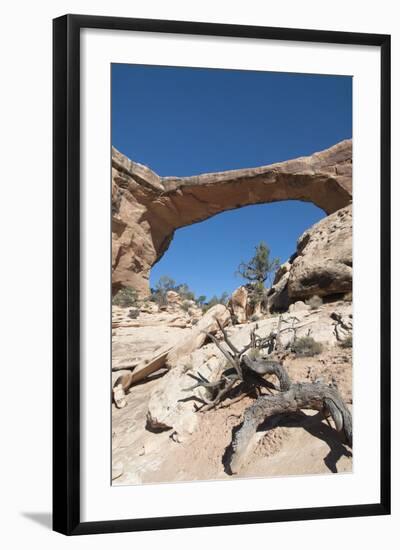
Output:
top-left (241, 355), bottom-right (291, 391)
top-left (182, 314), bottom-right (352, 474)
top-left (230, 381), bottom-right (352, 474)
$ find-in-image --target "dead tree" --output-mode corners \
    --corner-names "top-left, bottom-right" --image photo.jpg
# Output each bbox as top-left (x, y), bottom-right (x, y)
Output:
top-left (184, 318), bottom-right (352, 474)
top-left (183, 319), bottom-right (283, 411)
top-left (230, 372), bottom-right (352, 474)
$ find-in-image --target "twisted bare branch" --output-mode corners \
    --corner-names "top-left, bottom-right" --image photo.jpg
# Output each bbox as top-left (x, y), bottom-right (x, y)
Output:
top-left (241, 355), bottom-right (291, 391)
top-left (230, 381), bottom-right (352, 474)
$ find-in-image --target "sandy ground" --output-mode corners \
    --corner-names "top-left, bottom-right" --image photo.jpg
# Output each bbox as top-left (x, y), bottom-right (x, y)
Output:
top-left (112, 348), bottom-right (352, 485)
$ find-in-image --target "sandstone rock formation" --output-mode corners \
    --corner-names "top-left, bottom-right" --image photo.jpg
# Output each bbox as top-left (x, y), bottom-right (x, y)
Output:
top-left (112, 304), bottom-right (231, 406)
top-left (289, 300), bottom-right (311, 313)
top-left (166, 304), bottom-right (230, 368)
top-left (230, 286), bottom-right (249, 324)
top-left (221, 302), bottom-right (352, 354)
top-left (112, 294), bottom-right (353, 484)
top-left (146, 300), bottom-right (353, 439)
top-left (228, 201), bottom-right (352, 319)
top-left (229, 202), bottom-right (352, 319)
top-left (147, 347), bottom-right (223, 436)
top-left (112, 140), bottom-right (352, 296)
top-left (267, 264), bottom-right (291, 312)
top-left (287, 204), bottom-right (352, 300)
top-left (267, 204), bottom-right (352, 309)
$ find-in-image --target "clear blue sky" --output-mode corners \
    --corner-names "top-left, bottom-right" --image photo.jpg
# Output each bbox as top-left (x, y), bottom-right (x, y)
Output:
top-left (112, 64), bottom-right (352, 299)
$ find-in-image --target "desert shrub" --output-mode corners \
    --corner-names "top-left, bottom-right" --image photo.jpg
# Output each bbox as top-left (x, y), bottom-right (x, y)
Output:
top-left (151, 290), bottom-right (168, 307)
top-left (340, 335), bottom-right (353, 348)
top-left (292, 336), bottom-right (323, 357)
top-left (150, 276), bottom-right (175, 307)
top-left (156, 275), bottom-right (176, 292)
top-left (246, 347), bottom-right (261, 361)
top-left (151, 277), bottom-right (199, 307)
top-left (127, 308), bottom-right (139, 319)
top-left (181, 300), bottom-right (192, 313)
top-left (202, 297), bottom-right (218, 312)
top-left (176, 283), bottom-right (195, 302)
top-left (250, 313), bottom-right (261, 322)
top-left (248, 281), bottom-right (269, 308)
top-left (148, 291), bottom-right (159, 303)
top-left (305, 295), bottom-right (323, 310)
top-left (202, 292), bottom-right (229, 312)
top-left (196, 295), bottom-right (207, 307)
top-left (112, 287), bottom-right (138, 307)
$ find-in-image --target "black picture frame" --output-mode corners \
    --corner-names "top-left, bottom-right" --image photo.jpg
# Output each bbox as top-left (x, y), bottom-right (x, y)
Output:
top-left (53, 14), bottom-right (391, 536)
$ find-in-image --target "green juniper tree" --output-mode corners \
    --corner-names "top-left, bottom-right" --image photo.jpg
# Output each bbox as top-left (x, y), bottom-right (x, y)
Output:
top-left (155, 275), bottom-right (176, 293)
top-left (196, 295), bottom-right (207, 307)
top-left (237, 241), bottom-right (280, 286)
top-left (202, 291), bottom-right (229, 312)
top-left (237, 241), bottom-right (280, 308)
top-left (175, 283), bottom-right (195, 301)
top-left (151, 275), bottom-right (176, 306)
top-left (112, 287), bottom-right (138, 307)
top-left (151, 276), bottom-right (199, 307)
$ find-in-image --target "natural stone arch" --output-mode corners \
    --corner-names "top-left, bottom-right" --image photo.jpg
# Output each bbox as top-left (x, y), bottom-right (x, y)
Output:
top-left (112, 139), bottom-right (352, 296)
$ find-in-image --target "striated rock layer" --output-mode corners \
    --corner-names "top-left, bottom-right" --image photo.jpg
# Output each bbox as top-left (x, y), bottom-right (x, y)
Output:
top-left (288, 204), bottom-right (352, 300)
top-left (267, 204), bottom-right (353, 309)
top-left (112, 140), bottom-right (352, 296)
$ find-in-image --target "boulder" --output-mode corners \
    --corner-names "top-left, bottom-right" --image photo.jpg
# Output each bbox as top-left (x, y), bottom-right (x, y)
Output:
top-left (139, 301), bottom-right (158, 314)
top-left (273, 261), bottom-right (292, 285)
top-left (268, 270), bottom-right (290, 312)
top-left (288, 205), bottom-right (352, 300)
top-left (289, 301), bottom-right (310, 313)
top-left (147, 346), bottom-right (223, 437)
top-left (230, 286), bottom-right (248, 324)
top-left (166, 304), bottom-right (230, 368)
top-left (112, 305), bottom-right (231, 405)
top-left (331, 311), bottom-right (353, 342)
top-left (218, 302), bottom-right (352, 351)
top-left (166, 290), bottom-right (180, 302)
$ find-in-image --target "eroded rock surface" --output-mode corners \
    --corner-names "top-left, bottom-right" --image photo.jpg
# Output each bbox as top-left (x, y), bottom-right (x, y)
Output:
top-left (227, 202), bottom-right (352, 320)
top-left (112, 140), bottom-right (352, 296)
top-left (166, 304), bottom-right (230, 368)
top-left (112, 300), bottom-right (352, 484)
top-left (266, 204), bottom-right (352, 309)
top-left (288, 204), bottom-right (352, 300)
top-left (147, 348), bottom-right (223, 437)
top-left (230, 286), bottom-right (249, 324)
